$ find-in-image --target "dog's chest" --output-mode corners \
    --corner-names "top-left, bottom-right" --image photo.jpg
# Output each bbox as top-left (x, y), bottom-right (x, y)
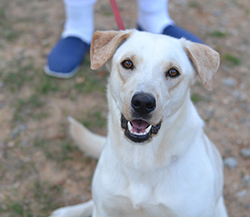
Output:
top-left (101, 180), bottom-right (176, 217)
top-left (98, 174), bottom-right (213, 217)
top-left (93, 148), bottom-right (217, 217)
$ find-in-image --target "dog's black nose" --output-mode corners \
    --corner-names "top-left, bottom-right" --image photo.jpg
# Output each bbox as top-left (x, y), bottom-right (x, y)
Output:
top-left (131, 92), bottom-right (156, 115)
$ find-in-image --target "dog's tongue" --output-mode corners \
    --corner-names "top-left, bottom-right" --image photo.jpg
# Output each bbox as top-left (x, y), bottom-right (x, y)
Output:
top-left (131, 120), bottom-right (149, 131)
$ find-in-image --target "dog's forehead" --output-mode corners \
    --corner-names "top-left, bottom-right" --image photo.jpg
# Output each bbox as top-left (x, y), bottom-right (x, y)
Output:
top-left (116, 31), bottom-right (187, 61)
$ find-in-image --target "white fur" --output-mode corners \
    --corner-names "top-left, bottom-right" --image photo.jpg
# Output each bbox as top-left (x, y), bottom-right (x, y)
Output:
top-left (49, 30), bottom-right (228, 217)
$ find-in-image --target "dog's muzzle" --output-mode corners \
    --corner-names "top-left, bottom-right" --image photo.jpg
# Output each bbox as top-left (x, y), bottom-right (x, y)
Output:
top-left (121, 115), bottom-right (161, 143)
top-left (120, 92), bottom-right (161, 143)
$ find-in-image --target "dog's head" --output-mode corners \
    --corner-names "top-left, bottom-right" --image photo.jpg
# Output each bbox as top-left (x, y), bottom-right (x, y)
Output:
top-left (91, 30), bottom-right (220, 144)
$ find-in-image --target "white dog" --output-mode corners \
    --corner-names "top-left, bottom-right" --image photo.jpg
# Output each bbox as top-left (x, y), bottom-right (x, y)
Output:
top-left (50, 30), bottom-right (228, 217)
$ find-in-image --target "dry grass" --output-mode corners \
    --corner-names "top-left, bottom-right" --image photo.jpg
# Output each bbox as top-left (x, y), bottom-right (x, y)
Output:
top-left (0, 0), bottom-right (249, 216)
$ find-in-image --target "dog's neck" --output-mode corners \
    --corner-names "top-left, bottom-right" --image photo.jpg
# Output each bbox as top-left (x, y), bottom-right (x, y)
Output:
top-left (106, 88), bottom-right (204, 172)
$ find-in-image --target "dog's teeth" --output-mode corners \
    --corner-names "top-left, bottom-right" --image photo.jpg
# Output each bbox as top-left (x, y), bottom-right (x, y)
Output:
top-left (128, 121), bottom-right (133, 132)
top-left (145, 125), bottom-right (152, 134)
top-left (128, 122), bottom-right (152, 136)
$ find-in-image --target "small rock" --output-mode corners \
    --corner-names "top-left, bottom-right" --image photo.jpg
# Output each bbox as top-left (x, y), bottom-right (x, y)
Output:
top-left (213, 10), bottom-right (222, 16)
top-left (232, 91), bottom-right (243, 101)
top-left (11, 128), bottom-right (20, 139)
top-left (240, 149), bottom-right (250, 158)
top-left (236, 139), bottom-right (242, 145)
top-left (21, 142), bottom-right (27, 147)
top-left (81, 195), bottom-right (88, 201)
top-left (242, 175), bottom-right (250, 184)
top-left (11, 125), bottom-right (26, 139)
top-left (176, 0), bottom-right (186, 6)
top-left (0, 104), bottom-right (5, 110)
top-left (205, 110), bottom-right (215, 119)
top-left (20, 125), bottom-right (26, 131)
top-left (236, 190), bottom-right (247, 198)
top-left (7, 141), bottom-right (14, 148)
top-left (240, 103), bottom-right (250, 112)
top-left (224, 157), bottom-right (238, 169)
top-left (75, 76), bottom-right (85, 84)
top-left (240, 103), bottom-right (248, 109)
top-left (222, 77), bottom-right (236, 87)
top-left (224, 147), bottom-right (231, 155)
top-left (240, 118), bottom-right (247, 123)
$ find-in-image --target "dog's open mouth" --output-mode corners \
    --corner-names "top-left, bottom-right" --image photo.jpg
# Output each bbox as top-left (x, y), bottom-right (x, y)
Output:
top-left (121, 115), bottom-right (161, 143)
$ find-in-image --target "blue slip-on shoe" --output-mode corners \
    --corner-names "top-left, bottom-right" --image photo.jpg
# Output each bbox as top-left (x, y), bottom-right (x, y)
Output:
top-left (137, 24), bottom-right (204, 44)
top-left (44, 37), bottom-right (90, 79)
top-left (162, 25), bottom-right (204, 44)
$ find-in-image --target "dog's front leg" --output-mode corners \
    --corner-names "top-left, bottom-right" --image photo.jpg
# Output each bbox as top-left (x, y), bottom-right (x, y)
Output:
top-left (91, 203), bottom-right (111, 217)
top-left (48, 200), bottom-right (93, 217)
top-left (92, 207), bottom-right (99, 217)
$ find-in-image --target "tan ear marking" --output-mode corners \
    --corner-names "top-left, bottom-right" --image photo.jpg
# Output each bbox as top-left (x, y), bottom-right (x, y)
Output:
top-left (90, 30), bottom-right (132, 70)
top-left (185, 42), bottom-right (220, 90)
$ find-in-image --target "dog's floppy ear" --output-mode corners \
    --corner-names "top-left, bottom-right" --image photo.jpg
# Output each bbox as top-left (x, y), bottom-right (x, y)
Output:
top-left (90, 30), bottom-right (132, 70)
top-left (185, 42), bottom-right (220, 90)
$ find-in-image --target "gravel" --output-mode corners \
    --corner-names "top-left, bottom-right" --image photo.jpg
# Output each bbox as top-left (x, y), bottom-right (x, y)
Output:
top-left (240, 149), bottom-right (250, 158)
top-left (237, 190), bottom-right (247, 198)
top-left (242, 175), bottom-right (250, 184)
top-left (222, 77), bottom-right (236, 87)
top-left (224, 157), bottom-right (238, 169)
top-left (11, 125), bottom-right (26, 139)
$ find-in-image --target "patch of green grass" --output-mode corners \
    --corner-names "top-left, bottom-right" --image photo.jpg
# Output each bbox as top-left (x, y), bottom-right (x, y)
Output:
top-left (34, 138), bottom-right (54, 160)
top-left (2, 28), bottom-right (19, 42)
top-left (0, 7), bottom-right (4, 18)
top-left (240, 170), bottom-right (246, 178)
top-left (1, 180), bottom-right (63, 217)
top-left (31, 180), bottom-right (63, 213)
top-left (82, 110), bottom-right (106, 129)
top-left (222, 54), bottom-right (241, 66)
top-left (74, 76), bottom-right (106, 93)
top-left (83, 55), bottom-right (91, 66)
top-left (28, 94), bottom-right (44, 107)
top-left (39, 75), bottom-right (61, 95)
top-left (33, 112), bottom-right (49, 120)
top-left (74, 57), bottom-right (108, 94)
top-left (188, 2), bottom-right (200, 8)
top-left (208, 30), bottom-right (227, 38)
top-left (3, 60), bottom-right (35, 93)
top-left (0, 2), bottom-right (20, 42)
top-left (191, 93), bottom-right (205, 104)
top-left (0, 200), bottom-right (33, 217)
top-left (34, 138), bottom-right (79, 162)
top-left (13, 94), bottom-right (46, 122)
top-left (99, 4), bottom-right (113, 16)
top-left (60, 142), bottom-right (79, 161)
top-left (11, 160), bottom-right (36, 182)
top-left (13, 99), bottom-right (29, 122)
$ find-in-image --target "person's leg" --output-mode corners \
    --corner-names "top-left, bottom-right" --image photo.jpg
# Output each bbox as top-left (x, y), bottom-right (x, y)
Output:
top-left (137, 0), bottom-right (173, 34)
top-left (136, 0), bottom-right (203, 44)
top-left (45, 0), bottom-right (97, 78)
top-left (62, 0), bottom-right (95, 44)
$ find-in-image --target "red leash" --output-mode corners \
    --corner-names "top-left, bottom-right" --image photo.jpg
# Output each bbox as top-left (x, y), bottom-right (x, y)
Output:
top-left (110, 0), bottom-right (125, 30)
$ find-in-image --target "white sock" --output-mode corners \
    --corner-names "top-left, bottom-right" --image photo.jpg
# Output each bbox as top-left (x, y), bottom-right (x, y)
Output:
top-left (61, 0), bottom-right (97, 44)
top-left (137, 0), bottom-right (174, 34)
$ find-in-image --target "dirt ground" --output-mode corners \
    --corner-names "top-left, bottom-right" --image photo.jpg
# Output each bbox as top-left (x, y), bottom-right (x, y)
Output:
top-left (0, 0), bottom-right (249, 216)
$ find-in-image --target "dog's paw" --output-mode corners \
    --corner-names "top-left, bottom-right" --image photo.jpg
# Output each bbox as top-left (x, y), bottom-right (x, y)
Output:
top-left (48, 201), bottom-right (93, 217)
top-left (48, 206), bottom-right (75, 217)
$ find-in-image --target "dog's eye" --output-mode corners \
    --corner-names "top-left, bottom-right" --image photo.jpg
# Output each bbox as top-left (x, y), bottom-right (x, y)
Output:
top-left (121, 60), bottom-right (134, 69)
top-left (166, 68), bottom-right (180, 78)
